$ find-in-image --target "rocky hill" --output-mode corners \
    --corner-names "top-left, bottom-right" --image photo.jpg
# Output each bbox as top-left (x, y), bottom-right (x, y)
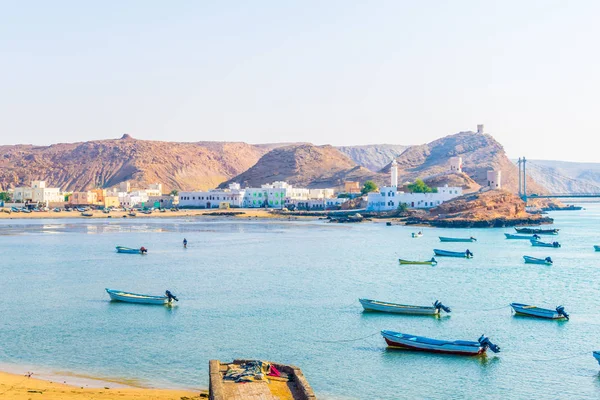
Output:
top-left (220, 144), bottom-right (379, 189)
top-left (380, 131), bottom-right (545, 194)
top-left (336, 144), bottom-right (408, 172)
top-left (0, 135), bottom-right (269, 192)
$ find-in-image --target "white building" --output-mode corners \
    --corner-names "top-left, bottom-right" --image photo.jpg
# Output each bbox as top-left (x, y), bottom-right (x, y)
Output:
top-left (13, 181), bottom-right (63, 205)
top-left (487, 170), bottom-right (502, 190)
top-left (179, 184), bottom-right (246, 209)
top-left (146, 183), bottom-right (163, 197)
top-left (367, 167), bottom-right (463, 211)
top-left (118, 190), bottom-right (150, 208)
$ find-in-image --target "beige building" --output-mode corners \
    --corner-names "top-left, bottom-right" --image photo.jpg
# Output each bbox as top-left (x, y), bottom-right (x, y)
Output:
top-left (148, 195), bottom-right (178, 209)
top-left (344, 181), bottom-right (361, 194)
top-left (70, 191), bottom-right (98, 205)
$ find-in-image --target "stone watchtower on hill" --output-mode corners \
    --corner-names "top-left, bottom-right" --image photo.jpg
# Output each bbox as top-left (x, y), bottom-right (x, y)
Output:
top-left (487, 170), bottom-right (502, 189)
top-left (449, 157), bottom-right (462, 173)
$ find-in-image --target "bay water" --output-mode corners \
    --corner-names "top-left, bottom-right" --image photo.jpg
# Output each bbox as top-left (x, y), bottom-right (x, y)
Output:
top-left (1, 206), bottom-right (600, 399)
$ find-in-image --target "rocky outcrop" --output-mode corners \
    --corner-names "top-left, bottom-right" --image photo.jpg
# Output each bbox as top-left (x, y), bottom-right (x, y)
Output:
top-left (220, 144), bottom-right (380, 189)
top-left (404, 190), bottom-right (553, 228)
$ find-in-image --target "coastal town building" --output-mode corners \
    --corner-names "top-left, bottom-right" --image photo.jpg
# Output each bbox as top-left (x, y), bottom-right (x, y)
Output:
top-left (70, 191), bottom-right (98, 205)
top-left (119, 181), bottom-right (130, 193)
top-left (146, 183), bottom-right (163, 197)
top-left (344, 181), bottom-right (361, 194)
top-left (179, 184), bottom-right (246, 209)
top-left (148, 195), bottom-right (178, 209)
top-left (487, 170), bottom-right (502, 190)
top-left (367, 161), bottom-right (463, 211)
top-left (13, 181), bottom-right (63, 205)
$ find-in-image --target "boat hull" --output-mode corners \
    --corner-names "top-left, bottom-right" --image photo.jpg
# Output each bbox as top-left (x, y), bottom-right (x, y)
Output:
top-left (433, 249), bottom-right (472, 258)
top-left (515, 228), bottom-right (559, 235)
top-left (594, 352), bottom-right (600, 365)
top-left (523, 256), bottom-right (552, 265)
top-left (439, 237), bottom-right (476, 242)
top-left (530, 240), bottom-right (560, 248)
top-left (505, 233), bottom-right (537, 240)
top-left (381, 331), bottom-right (484, 355)
top-left (398, 259), bottom-right (437, 266)
top-left (106, 289), bottom-right (169, 305)
top-left (116, 246), bottom-right (143, 254)
top-left (360, 299), bottom-right (439, 315)
top-left (510, 303), bottom-right (564, 319)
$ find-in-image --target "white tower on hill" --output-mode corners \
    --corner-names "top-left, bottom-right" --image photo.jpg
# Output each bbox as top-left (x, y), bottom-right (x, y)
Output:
top-left (390, 159), bottom-right (398, 188)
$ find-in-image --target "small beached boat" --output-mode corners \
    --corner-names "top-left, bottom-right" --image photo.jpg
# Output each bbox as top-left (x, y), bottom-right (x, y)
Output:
top-left (398, 258), bottom-right (438, 266)
top-left (209, 359), bottom-right (315, 400)
top-left (530, 239), bottom-right (561, 248)
top-left (81, 212), bottom-right (93, 217)
top-left (510, 303), bottom-right (569, 320)
top-left (594, 351), bottom-right (600, 366)
top-left (433, 249), bottom-right (473, 258)
top-left (523, 256), bottom-right (553, 265)
top-left (594, 245), bottom-right (600, 252)
top-left (116, 246), bottom-right (148, 254)
top-left (515, 227), bottom-right (559, 235)
top-left (439, 236), bottom-right (477, 242)
top-left (412, 232), bottom-right (423, 238)
top-left (505, 233), bottom-right (541, 240)
top-left (105, 289), bottom-right (178, 305)
top-left (360, 299), bottom-right (450, 315)
top-left (381, 330), bottom-right (500, 355)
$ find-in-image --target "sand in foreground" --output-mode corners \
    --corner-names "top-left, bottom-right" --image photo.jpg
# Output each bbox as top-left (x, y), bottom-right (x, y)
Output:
top-left (0, 371), bottom-right (202, 400)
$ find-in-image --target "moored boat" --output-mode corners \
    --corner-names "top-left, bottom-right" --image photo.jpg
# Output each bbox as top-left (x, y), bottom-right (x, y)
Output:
top-left (105, 288), bottom-right (178, 305)
top-left (381, 330), bottom-right (500, 355)
top-left (209, 359), bottom-right (315, 400)
top-left (523, 255), bottom-right (553, 265)
top-left (505, 233), bottom-right (541, 240)
top-left (439, 236), bottom-right (477, 242)
top-left (515, 227), bottom-right (559, 235)
top-left (433, 249), bottom-right (473, 258)
top-left (359, 299), bottom-right (451, 315)
top-left (594, 245), bottom-right (600, 252)
top-left (116, 246), bottom-right (148, 254)
top-left (510, 303), bottom-right (569, 320)
top-left (594, 351), bottom-right (600, 365)
top-left (398, 258), bottom-right (438, 266)
top-left (81, 212), bottom-right (93, 217)
top-left (530, 239), bottom-right (561, 248)
top-left (412, 232), bottom-right (423, 238)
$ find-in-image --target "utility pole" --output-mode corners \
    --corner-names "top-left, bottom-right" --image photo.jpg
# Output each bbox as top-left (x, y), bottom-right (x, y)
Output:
top-left (518, 158), bottom-right (522, 199)
top-left (522, 157), bottom-right (527, 202)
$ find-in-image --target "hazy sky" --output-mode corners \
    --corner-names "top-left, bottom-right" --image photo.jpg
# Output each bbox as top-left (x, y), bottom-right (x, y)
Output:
top-left (1, 1), bottom-right (598, 162)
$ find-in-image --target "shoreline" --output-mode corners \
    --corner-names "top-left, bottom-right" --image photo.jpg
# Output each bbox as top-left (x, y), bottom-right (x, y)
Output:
top-left (0, 366), bottom-right (204, 399)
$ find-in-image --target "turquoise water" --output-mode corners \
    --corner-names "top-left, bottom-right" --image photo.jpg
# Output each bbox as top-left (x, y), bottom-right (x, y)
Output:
top-left (1, 206), bottom-right (600, 399)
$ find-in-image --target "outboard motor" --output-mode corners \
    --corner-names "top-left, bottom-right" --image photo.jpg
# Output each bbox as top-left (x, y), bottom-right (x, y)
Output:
top-left (478, 335), bottom-right (501, 353)
top-left (433, 300), bottom-right (451, 313)
top-left (466, 249), bottom-right (473, 257)
top-left (556, 305), bottom-right (569, 320)
top-left (140, 247), bottom-right (148, 253)
top-left (545, 257), bottom-right (553, 264)
top-left (165, 290), bottom-right (179, 302)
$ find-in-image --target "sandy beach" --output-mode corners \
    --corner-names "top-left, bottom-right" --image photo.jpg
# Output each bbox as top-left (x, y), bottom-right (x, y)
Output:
top-left (0, 370), bottom-right (203, 399)
top-left (0, 208), bottom-right (315, 220)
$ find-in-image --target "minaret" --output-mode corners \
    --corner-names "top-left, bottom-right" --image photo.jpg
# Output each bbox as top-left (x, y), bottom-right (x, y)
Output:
top-left (390, 159), bottom-right (398, 188)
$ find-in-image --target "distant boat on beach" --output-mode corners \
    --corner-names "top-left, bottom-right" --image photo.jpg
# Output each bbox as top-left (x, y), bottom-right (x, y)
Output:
top-left (105, 289), bottom-right (178, 305)
top-left (381, 330), bottom-right (500, 355)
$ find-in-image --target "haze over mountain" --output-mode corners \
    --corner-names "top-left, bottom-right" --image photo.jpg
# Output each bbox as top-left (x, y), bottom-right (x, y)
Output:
top-left (521, 159), bottom-right (600, 194)
top-left (336, 145), bottom-right (409, 172)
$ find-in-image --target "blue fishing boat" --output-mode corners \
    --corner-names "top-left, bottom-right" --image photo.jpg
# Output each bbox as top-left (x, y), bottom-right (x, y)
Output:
top-left (530, 239), bottom-right (561, 248)
top-left (594, 351), bottom-right (600, 365)
top-left (433, 249), bottom-right (473, 258)
top-left (359, 299), bottom-right (450, 315)
top-left (505, 233), bottom-right (541, 240)
top-left (116, 246), bottom-right (148, 254)
top-left (515, 227), bottom-right (559, 235)
top-left (523, 256), bottom-right (553, 265)
top-left (594, 245), bottom-right (600, 252)
top-left (381, 330), bottom-right (500, 355)
top-left (105, 289), bottom-right (178, 305)
top-left (510, 303), bottom-right (569, 320)
top-left (439, 236), bottom-right (477, 242)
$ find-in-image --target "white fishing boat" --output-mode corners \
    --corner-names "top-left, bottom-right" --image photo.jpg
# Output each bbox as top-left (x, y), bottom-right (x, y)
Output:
top-left (359, 299), bottom-right (450, 315)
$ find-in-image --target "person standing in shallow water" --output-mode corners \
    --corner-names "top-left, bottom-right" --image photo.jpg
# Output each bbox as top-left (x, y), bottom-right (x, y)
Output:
top-left (183, 238), bottom-right (187, 248)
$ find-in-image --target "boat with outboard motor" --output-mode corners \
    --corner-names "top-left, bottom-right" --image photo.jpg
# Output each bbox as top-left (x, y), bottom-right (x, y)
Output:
top-left (116, 246), bottom-right (148, 254)
top-left (105, 289), bottom-right (178, 305)
top-left (433, 249), bottom-right (473, 258)
top-left (412, 232), bottom-right (423, 238)
top-left (439, 236), bottom-right (477, 242)
top-left (398, 258), bottom-right (438, 266)
top-left (594, 245), bottom-right (600, 252)
top-left (505, 233), bottom-right (541, 240)
top-left (359, 299), bottom-right (451, 315)
top-left (381, 330), bottom-right (500, 355)
top-left (523, 256), bottom-right (553, 265)
top-left (515, 227), bottom-right (559, 235)
top-left (510, 303), bottom-right (569, 320)
top-left (530, 239), bottom-right (561, 248)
